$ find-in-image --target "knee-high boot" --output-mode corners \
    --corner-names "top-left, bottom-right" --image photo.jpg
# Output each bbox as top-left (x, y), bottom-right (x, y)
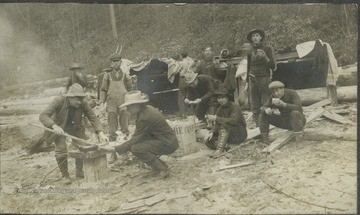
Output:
top-left (55, 154), bottom-right (72, 184)
top-left (75, 158), bottom-right (84, 178)
top-left (253, 113), bottom-right (260, 127)
top-left (210, 129), bottom-right (229, 158)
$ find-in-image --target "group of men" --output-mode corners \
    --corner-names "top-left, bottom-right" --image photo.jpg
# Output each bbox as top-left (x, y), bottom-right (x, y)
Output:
top-left (38, 28), bottom-right (307, 185)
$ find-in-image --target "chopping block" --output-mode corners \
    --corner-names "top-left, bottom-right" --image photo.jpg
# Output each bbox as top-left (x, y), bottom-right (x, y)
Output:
top-left (68, 149), bottom-right (109, 182)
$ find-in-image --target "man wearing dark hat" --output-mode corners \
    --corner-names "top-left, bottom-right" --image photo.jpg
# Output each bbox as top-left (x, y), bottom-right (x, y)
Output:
top-left (259, 81), bottom-right (306, 143)
top-left (246, 29), bottom-right (276, 127)
top-left (181, 72), bottom-right (224, 123)
top-left (39, 83), bottom-right (108, 185)
top-left (110, 90), bottom-right (179, 179)
top-left (66, 62), bottom-right (88, 90)
top-left (204, 88), bottom-right (247, 157)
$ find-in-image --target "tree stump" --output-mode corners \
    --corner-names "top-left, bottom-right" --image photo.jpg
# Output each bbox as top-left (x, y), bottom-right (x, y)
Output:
top-left (68, 149), bottom-right (109, 182)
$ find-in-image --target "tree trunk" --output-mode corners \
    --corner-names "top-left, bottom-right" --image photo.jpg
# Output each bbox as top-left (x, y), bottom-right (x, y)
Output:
top-left (297, 85), bottom-right (357, 106)
top-left (109, 4), bottom-right (118, 39)
top-left (337, 65), bottom-right (357, 86)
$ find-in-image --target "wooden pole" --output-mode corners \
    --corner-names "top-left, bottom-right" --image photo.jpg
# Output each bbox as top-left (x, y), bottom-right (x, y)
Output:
top-left (109, 4), bottom-right (118, 39)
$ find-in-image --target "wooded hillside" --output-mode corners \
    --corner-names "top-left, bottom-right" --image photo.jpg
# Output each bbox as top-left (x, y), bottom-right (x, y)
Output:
top-left (0, 3), bottom-right (357, 87)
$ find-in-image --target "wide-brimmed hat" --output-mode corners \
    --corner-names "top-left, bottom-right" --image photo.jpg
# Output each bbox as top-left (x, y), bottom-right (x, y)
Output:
top-left (183, 72), bottom-right (198, 84)
top-left (64, 83), bottom-right (86, 97)
top-left (109, 52), bottom-right (121, 61)
top-left (269, 81), bottom-right (285, 89)
top-left (69, 62), bottom-right (84, 70)
top-left (214, 88), bottom-right (232, 97)
top-left (246, 29), bottom-right (265, 42)
top-left (120, 90), bottom-right (149, 108)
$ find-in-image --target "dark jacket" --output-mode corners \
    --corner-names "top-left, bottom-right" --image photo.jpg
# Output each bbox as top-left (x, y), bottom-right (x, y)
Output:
top-left (262, 89), bottom-right (303, 117)
top-left (39, 96), bottom-right (103, 143)
top-left (247, 43), bottom-right (276, 79)
top-left (198, 57), bottom-right (221, 81)
top-left (185, 74), bottom-right (223, 101)
top-left (212, 102), bottom-right (247, 133)
top-left (127, 105), bottom-right (179, 148)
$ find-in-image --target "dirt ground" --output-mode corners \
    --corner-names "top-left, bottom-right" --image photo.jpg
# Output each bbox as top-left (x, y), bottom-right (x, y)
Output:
top-left (0, 97), bottom-right (357, 214)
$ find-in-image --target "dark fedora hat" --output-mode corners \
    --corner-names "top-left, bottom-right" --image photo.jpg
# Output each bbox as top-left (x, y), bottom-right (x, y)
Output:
top-left (246, 29), bottom-right (265, 42)
top-left (214, 88), bottom-right (232, 97)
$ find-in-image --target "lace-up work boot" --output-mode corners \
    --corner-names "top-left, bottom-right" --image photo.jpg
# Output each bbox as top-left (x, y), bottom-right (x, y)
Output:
top-left (75, 158), bottom-right (84, 178)
top-left (210, 129), bottom-right (229, 158)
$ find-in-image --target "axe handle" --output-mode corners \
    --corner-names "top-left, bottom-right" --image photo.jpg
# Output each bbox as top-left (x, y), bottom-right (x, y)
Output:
top-left (30, 123), bottom-right (91, 146)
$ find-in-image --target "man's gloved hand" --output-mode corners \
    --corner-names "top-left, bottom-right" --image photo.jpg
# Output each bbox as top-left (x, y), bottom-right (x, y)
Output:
top-left (184, 98), bottom-right (190, 104)
top-left (98, 131), bottom-right (109, 142)
top-left (114, 141), bottom-right (132, 155)
top-left (52, 124), bottom-right (65, 135)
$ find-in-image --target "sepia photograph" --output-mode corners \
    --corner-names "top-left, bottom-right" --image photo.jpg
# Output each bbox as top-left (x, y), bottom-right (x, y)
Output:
top-left (0, 2), bottom-right (358, 214)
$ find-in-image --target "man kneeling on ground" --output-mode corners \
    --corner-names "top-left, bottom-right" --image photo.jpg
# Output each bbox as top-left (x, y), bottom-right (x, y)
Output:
top-left (112, 90), bottom-right (179, 179)
top-left (259, 81), bottom-right (306, 143)
top-left (204, 88), bottom-right (248, 158)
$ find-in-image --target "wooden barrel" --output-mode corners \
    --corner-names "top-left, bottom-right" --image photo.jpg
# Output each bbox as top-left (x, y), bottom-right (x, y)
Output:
top-left (167, 116), bottom-right (198, 157)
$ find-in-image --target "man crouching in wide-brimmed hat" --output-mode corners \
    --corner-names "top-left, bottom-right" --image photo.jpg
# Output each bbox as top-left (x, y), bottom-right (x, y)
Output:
top-left (204, 88), bottom-right (248, 158)
top-left (111, 90), bottom-right (179, 179)
top-left (39, 83), bottom-right (108, 185)
top-left (259, 81), bottom-right (306, 144)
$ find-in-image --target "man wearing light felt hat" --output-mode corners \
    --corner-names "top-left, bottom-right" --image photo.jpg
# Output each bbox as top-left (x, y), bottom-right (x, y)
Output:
top-left (39, 83), bottom-right (108, 185)
top-left (113, 90), bottom-right (179, 179)
top-left (259, 81), bottom-right (306, 143)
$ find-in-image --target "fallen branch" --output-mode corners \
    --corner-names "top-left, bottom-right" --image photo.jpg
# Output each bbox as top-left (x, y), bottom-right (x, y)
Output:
top-left (260, 178), bottom-right (347, 212)
top-left (217, 161), bottom-right (254, 171)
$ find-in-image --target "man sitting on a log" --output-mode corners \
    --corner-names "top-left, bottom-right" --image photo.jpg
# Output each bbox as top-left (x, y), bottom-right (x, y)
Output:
top-left (111, 90), bottom-right (179, 179)
top-left (259, 81), bottom-right (306, 143)
top-left (39, 83), bottom-right (108, 185)
top-left (204, 88), bottom-right (248, 158)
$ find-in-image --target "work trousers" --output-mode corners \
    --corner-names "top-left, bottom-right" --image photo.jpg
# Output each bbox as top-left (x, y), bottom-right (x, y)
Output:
top-left (259, 110), bottom-right (307, 134)
top-left (108, 107), bottom-right (130, 135)
top-left (130, 138), bottom-right (179, 163)
top-left (249, 76), bottom-right (271, 115)
top-left (53, 126), bottom-right (88, 156)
